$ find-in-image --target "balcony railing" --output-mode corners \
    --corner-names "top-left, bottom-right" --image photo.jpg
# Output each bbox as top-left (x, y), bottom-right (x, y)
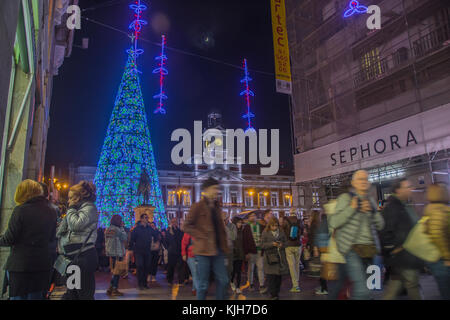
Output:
top-left (413, 23), bottom-right (450, 58)
top-left (353, 23), bottom-right (450, 88)
top-left (353, 57), bottom-right (390, 87)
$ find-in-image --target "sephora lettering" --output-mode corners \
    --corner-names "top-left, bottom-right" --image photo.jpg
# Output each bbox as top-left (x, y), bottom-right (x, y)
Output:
top-left (330, 130), bottom-right (418, 166)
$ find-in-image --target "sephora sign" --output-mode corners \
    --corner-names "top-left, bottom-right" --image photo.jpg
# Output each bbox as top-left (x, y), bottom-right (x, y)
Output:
top-left (295, 103), bottom-right (450, 183)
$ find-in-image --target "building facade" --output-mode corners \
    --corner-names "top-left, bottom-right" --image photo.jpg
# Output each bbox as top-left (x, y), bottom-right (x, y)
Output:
top-left (69, 112), bottom-right (296, 223)
top-left (286, 0), bottom-right (450, 213)
top-left (0, 0), bottom-right (77, 294)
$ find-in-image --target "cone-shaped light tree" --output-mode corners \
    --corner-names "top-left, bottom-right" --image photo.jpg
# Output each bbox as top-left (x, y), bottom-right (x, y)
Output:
top-left (94, 0), bottom-right (167, 229)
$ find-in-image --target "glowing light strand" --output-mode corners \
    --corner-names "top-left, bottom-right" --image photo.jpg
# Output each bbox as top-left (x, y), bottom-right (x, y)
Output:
top-left (343, 0), bottom-right (368, 18)
top-left (240, 59), bottom-right (255, 132)
top-left (153, 35), bottom-right (168, 114)
top-left (126, 0), bottom-right (147, 58)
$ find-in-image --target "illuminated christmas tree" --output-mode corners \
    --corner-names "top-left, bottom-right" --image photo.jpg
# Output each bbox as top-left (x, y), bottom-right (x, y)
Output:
top-left (94, 0), bottom-right (167, 229)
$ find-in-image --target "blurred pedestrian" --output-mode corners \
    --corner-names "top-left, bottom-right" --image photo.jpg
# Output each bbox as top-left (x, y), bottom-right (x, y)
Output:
top-left (328, 170), bottom-right (384, 300)
top-left (105, 214), bottom-right (128, 296)
top-left (261, 217), bottom-right (289, 300)
top-left (57, 181), bottom-right (98, 300)
top-left (231, 217), bottom-right (246, 294)
top-left (182, 232), bottom-right (197, 295)
top-left (282, 208), bottom-right (302, 293)
top-left (223, 211), bottom-right (237, 283)
top-left (184, 177), bottom-right (229, 300)
top-left (424, 184), bottom-right (450, 300)
top-left (313, 212), bottom-right (330, 295)
top-left (0, 180), bottom-right (57, 300)
top-left (380, 178), bottom-right (423, 300)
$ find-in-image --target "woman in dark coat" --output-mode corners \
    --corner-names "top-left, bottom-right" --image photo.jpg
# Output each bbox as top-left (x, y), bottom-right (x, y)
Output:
top-left (261, 217), bottom-right (289, 300)
top-left (0, 179), bottom-right (57, 300)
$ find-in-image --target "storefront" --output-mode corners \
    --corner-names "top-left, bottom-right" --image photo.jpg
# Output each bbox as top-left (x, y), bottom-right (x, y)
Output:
top-left (293, 103), bottom-right (450, 213)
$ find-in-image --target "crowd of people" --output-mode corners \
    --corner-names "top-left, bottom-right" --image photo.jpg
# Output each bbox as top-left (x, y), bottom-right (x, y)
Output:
top-left (0, 170), bottom-right (448, 300)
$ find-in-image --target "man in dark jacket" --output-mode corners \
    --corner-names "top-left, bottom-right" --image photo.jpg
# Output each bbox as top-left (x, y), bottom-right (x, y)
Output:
top-left (129, 213), bottom-right (154, 290)
top-left (282, 208), bottom-right (302, 293)
top-left (380, 178), bottom-right (423, 300)
top-left (166, 218), bottom-right (184, 286)
top-left (184, 177), bottom-right (229, 300)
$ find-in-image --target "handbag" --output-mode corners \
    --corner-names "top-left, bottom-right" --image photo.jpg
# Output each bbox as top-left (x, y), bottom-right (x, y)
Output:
top-left (321, 233), bottom-right (346, 264)
top-left (151, 240), bottom-right (161, 251)
top-left (352, 244), bottom-right (377, 259)
top-left (403, 216), bottom-right (441, 262)
top-left (321, 262), bottom-right (339, 281)
top-left (54, 226), bottom-right (96, 277)
top-left (112, 258), bottom-right (128, 276)
top-left (265, 249), bottom-right (280, 265)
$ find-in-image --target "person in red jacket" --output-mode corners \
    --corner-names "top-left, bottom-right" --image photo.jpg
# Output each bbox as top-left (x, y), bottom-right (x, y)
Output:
top-left (181, 233), bottom-right (197, 295)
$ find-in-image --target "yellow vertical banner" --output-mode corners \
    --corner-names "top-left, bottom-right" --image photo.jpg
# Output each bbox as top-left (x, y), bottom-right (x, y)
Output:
top-left (270, 0), bottom-right (292, 95)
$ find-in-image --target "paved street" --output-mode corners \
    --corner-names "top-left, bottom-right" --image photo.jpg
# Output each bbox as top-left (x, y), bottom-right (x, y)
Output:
top-left (51, 266), bottom-right (442, 300)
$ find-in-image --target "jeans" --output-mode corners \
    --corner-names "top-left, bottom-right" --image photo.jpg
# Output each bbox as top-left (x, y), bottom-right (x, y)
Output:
top-left (196, 252), bottom-right (229, 300)
top-left (285, 246), bottom-right (301, 288)
top-left (187, 257), bottom-right (198, 291)
top-left (328, 250), bottom-right (371, 300)
top-left (110, 257), bottom-right (123, 289)
top-left (383, 268), bottom-right (422, 300)
top-left (428, 259), bottom-right (450, 300)
top-left (248, 252), bottom-right (264, 286)
top-left (135, 252), bottom-right (151, 287)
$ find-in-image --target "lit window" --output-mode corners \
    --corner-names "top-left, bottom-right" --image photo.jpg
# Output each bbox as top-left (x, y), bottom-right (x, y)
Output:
top-left (312, 191), bottom-right (320, 205)
top-left (283, 193), bottom-right (292, 207)
top-left (183, 191), bottom-right (191, 206)
top-left (271, 193), bottom-right (278, 207)
top-left (167, 190), bottom-right (176, 206)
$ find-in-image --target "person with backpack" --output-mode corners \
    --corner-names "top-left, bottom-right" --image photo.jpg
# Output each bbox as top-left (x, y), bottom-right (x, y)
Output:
top-left (281, 208), bottom-right (302, 293)
top-left (379, 179), bottom-right (423, 300)
top-left (328, 170), bottom-right (384, 300)
top-left (181, 232), bottom-right (197, 295)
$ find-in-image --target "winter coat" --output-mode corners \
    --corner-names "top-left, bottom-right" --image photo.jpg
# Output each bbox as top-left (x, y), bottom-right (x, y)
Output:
top-left (128, 223), bottom-right (154, 254)
top-left (282, 216), bottom-right (302, 247)
top-left (184, 198), bottom-right (229, 256)
top-left (181, 233), bottom-right (195, 258)
top-left (105, 225), bottom-right (128, 257)
top-left (0, 196), bottom-right (57, 272)
top-left (56, 201), bottom-right (98, 255)
top-left (242, 223), bottom-right (259, 255)
top-left (233, 227), bottom-right (245, 261)
top-left (423, 203), bottom-right (450, 261)
top-left (261, 229), bottom-right (289, 276)
top-left (379, 195), bottom-right (423, 268)
top-left (166, 227), bottom-right (184, 257)
top-left (328, 193), bottom-right (384, 255)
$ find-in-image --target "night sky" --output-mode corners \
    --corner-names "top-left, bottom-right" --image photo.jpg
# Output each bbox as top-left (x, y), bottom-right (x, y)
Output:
top-left (45, 0), bottom-right (293, 177)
